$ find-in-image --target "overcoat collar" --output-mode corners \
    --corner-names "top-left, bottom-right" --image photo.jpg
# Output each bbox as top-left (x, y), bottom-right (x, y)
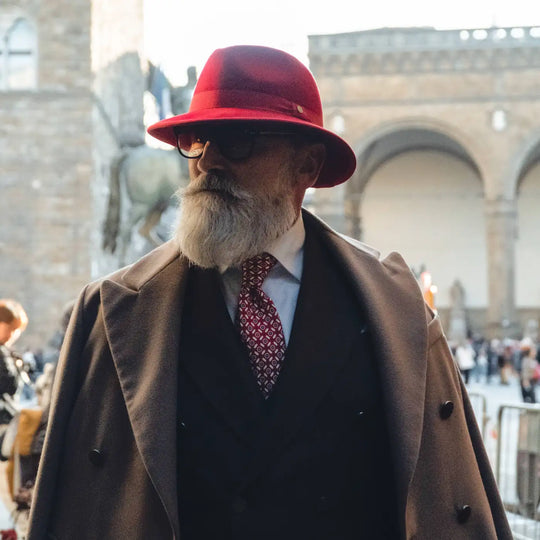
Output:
top-left (99, 210), bottom-right (428, 537)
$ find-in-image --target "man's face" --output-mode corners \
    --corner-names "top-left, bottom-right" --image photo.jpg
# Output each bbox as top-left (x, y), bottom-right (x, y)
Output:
top-left (186, 128), bottom-right (308, 208)
top-left (174, 126), bottom-right (319, 268)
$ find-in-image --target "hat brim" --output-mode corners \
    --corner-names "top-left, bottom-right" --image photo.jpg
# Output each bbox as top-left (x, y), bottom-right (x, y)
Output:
top-left (147, 109), bottom-right (356, 188)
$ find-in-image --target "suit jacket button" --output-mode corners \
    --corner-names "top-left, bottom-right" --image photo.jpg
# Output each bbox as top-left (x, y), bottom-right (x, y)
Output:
top-left (317, 495), bottom-right (330, 512)
top-left (456, 504), bottom-right (472, 523)
top-left (88, 448), bottom-right (105, 466)
top-left (231, 496), bottom-right (248, 514)
top-left (439, 401), bottom-right (454, 420)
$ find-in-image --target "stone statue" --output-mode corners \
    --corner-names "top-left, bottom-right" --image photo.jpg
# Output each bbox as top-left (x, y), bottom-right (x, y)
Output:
top-left (450, 279), bottom-right (466, 310)
top-left (170, 66), bottom-right (197, 114)
top-left (102, 145), bottom-right (189, 266)
top-left (448, 279), bottom-right (467, 344)
top-left (101, 65), bottom-right (196, 267)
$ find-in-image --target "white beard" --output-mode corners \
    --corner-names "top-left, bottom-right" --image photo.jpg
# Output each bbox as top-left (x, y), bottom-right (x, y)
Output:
top-left (174, 172), bottom-right (297, 269)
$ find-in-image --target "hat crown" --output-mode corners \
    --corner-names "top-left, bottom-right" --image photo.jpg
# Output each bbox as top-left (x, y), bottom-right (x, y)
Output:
top-left (189, 45), bottom-right (323, 126)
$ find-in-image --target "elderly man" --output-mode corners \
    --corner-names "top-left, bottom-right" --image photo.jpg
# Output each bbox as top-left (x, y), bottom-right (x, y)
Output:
top-left (28, 46), bottom-right (511, 539)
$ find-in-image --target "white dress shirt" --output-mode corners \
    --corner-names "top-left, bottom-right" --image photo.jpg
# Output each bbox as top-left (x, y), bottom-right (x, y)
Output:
top-left (219, 215), bottom-right (305, 345)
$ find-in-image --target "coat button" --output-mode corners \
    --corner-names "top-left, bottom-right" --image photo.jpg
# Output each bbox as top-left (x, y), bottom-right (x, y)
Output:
top-left (179, 420), bottom-right (187, 431)
top-left (88, 448), bottom-right (105, 466)
top-left (456, 504), bottom-right (472, 523)
top-left (439, 401), bottom-right (454, 420)
top-left (317, 495), bottom-right (331, 512)
top-left (231, 496), bottom-right (248, 514)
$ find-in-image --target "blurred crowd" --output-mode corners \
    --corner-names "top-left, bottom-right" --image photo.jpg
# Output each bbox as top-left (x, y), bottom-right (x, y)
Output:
top-left (0, 298), bottom-right (73, 532)
top-left (451, 334), bottom-right (540, 403)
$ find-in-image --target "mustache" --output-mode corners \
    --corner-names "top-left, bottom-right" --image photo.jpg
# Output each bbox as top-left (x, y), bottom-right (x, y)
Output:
top-left (181, 173), bottom-right (242, 200)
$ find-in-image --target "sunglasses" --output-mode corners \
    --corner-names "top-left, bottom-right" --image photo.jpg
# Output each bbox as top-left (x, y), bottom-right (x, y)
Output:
top-left (174, 126), bottom-right (297, 161)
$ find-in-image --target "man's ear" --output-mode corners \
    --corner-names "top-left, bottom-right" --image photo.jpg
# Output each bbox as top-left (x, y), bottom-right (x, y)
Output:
top-left (298, 143), bottom-right (326, 187)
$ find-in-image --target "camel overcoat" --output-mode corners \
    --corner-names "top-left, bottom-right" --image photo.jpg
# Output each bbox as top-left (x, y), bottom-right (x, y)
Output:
top-left (27, 211), bottom-right (512, 539)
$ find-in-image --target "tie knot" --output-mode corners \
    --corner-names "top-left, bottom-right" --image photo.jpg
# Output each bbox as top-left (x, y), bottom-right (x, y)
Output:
top-left (241, 252), bottom-right (277, 290)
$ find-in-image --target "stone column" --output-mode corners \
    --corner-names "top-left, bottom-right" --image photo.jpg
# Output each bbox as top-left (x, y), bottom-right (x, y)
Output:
top-left (344, 192), bottom-right (362, 240)
top-left (485, 198), bottom-right (520, 338)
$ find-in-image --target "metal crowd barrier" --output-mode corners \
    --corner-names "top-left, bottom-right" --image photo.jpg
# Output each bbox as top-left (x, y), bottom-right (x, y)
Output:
top-left (496, 403), bottom-right (540, 539)
top-left (468, 391), bottom-right (489, 439)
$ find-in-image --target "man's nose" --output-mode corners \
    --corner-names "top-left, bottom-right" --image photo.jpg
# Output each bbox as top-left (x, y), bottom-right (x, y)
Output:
top-left (196, 140), bottom-right (227, 172)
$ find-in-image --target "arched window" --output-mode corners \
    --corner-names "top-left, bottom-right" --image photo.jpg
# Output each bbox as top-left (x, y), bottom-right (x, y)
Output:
top-left (0, 17), bottom-right (37, 90)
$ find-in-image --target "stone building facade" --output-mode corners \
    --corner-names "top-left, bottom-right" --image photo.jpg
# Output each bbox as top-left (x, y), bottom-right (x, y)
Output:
top-left (0, 0), bottom-right (145, 348)
top-left (308, 27), bottom-right (540, 339)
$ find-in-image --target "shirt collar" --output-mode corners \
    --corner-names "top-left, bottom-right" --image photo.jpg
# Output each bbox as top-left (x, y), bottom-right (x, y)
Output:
top-left (264, 213), bottom-right (305, 281)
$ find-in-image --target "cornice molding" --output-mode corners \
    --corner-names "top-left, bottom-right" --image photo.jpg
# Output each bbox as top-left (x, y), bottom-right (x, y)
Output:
top-left (309, 27), bottom-right (540, 75)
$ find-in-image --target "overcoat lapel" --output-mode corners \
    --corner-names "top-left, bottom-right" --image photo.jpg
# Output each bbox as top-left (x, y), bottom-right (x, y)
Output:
top-left (100, 242), bottom-right (187, 538)
top-left (303, 211), bottom-right (428, 526)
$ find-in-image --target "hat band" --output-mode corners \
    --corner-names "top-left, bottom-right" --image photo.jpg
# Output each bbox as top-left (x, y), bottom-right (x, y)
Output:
top-left (189, 89), bottom-right (321, 126)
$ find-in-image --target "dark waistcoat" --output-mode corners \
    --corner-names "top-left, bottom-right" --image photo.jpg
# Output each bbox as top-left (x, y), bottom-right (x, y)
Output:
top-left (177, 229), bottom-right (399, 540)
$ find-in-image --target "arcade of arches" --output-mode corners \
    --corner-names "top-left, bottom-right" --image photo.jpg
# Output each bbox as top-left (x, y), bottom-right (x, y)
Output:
top-left (308, 27), bottom-right (540, 339)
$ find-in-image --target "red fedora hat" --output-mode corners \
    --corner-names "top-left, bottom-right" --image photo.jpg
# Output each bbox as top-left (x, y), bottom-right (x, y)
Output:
top-left (147, 45), bottom-right (356, 188)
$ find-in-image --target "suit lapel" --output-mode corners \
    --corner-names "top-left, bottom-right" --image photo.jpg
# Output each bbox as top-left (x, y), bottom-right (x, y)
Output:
top-left (303, 211), bottom-right (428, 524)
top-left (237, 224), bottom-right (361, 490)
top-left (178, 267), bottom-right (264, 444)
top-left (100, 242), bottom-right (187, 538)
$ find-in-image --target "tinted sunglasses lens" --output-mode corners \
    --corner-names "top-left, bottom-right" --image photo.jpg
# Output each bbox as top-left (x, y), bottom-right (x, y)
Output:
top-left (176, 128), bottom-right (256, 160)
top-left (176, 132), bottom-right (204, 158)
top-left (218, 130), bottom-right (254, 160)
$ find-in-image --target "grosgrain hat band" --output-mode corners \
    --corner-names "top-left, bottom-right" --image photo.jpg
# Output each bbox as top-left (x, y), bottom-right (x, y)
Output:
top-left (189, 89), bottom-right (321, 125)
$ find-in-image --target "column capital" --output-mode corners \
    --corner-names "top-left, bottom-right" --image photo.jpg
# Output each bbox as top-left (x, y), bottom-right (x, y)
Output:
top-left (484, 197), bottom-right (517, 216)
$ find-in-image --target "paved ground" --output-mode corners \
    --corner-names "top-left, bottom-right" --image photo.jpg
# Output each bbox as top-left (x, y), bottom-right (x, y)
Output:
top-left (467, 373), bottom-right (525, 420)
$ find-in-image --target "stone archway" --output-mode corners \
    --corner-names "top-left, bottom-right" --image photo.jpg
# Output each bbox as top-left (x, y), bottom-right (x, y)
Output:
top-left (345, 123), bottom-right (481, 240)
top-left (516, 140), bottom-right (540, 318)
top-left (344, 125), bottom-right (486, 330)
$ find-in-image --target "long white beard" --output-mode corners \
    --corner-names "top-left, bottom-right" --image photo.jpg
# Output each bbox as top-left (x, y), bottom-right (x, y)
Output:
top-left (174, 172), bottom-right (297, 268)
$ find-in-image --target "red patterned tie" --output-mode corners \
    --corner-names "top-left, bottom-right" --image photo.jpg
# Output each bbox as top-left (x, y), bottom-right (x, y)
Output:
top-left (235, 252), bottom-right (286, 398)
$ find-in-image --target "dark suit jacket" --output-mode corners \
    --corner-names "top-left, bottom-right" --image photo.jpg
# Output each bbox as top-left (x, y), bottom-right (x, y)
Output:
top-left (175, 224), bottom-right (398, 540)
top-left (27, 210), bottom-right (512, 539)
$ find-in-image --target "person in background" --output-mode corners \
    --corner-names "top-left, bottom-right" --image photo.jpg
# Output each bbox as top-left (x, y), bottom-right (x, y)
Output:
top-left (0, 300), bottom-right (28, 412)
top-left (486, 338), bottom-right (500, 384)
top-left (497, 341), bottom-right (515, 385)
top-left (519, 339), bottom-right (538, 403)
top-left (0, 300), bottom-right (27, 350)
top-left (28, 45), bottom-right (511, 540)
top-left (454, 338), bottom-right (477, 385)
